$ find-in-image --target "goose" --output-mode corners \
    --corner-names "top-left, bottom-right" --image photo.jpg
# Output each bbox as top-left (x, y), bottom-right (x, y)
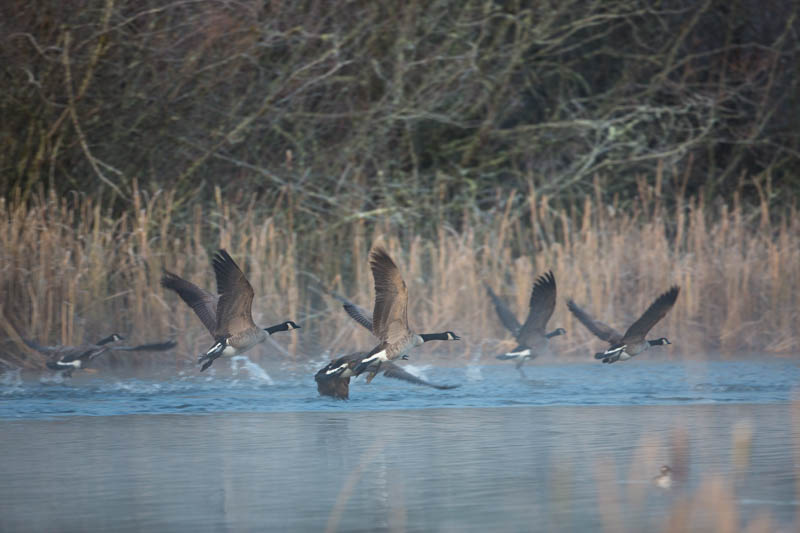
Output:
top-left (23, 334), bottom-right (176, 376)
top-left (315, 352), bottom-right (459, 399)
top-left (161, 249), bottom-right (299, 371)
top-left (331, 293), bottom-right (459, 365)
top-left (653, 465), bottom-right (672, 489)
top-left (341, 247), bottom-right (460, 377)
top-left (567, 286), bottom-right (679, 363)
top-left (486, 271), bottom-right (565, 376)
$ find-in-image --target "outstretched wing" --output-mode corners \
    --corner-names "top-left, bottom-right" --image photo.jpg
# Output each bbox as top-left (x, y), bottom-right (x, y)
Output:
top-left (330, 293), bottom-right (375, 334)
top-left (622, 286), bottom-right (680, 343)
top-left (567, 300), bottom-right (624, 344)
top-left (369, 247), bottom-right (410, 344)
top-left (517, 271), bottom-right (557, 343)
top-left (22, 338), bottom-right (96, 363)
top-left (161, 270), bottom-right (218, 334)
top-left (315, 375), bottom-right (350, 399)
top-left (343, 302), bottom-right (374, 333)
top-left (484, 283), bottom-right (521, 335)
top-left (381, 363), bottom-right (460, 390)
top-left (212, 249), bottom-right (256, 336)
top-left (314, 352), bottom-right (363, 399)
top-left (109, 340), bottom-right (177, 353)
top-left (21, 338), bottom-right (60, 355)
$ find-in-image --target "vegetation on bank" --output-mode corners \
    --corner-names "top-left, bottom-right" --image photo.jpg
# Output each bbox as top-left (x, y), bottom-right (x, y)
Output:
top-left (0, 182), bottom-right (797, 370)
top-left (1, 1), bottom-right (799, 368)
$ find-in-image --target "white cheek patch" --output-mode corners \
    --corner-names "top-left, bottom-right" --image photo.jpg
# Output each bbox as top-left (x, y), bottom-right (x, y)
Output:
top-left (507, 349), bottom-right (531, 358)
top-left (58, 360), bottom-right (82, 368)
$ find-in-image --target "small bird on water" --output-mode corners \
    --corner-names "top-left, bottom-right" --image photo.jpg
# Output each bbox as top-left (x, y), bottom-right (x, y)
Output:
top-left (653, 465), bottom-right (672, 489)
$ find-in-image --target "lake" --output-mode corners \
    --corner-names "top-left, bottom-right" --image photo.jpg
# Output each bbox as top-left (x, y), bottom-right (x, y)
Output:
top-left (1, 358), bottom-right (798, 531)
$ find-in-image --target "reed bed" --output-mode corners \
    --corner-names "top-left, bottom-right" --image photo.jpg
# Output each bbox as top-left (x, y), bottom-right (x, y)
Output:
top-left (0, 182), bottom-right (798, 370)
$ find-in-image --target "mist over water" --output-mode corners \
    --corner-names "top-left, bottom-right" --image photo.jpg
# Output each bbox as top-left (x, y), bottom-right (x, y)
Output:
top-left (1, 357), bottom-right (798, 531)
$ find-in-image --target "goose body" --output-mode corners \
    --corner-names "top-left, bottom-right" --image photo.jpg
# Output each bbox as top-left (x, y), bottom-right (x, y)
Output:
top-left (567, 286), bottom-right (679, 364)
top-left (315, 352), bottom-right (459, 400)
top-left (161, 249), bottom-right (299, 371)
top-left (339, 248), bottom-right (460, 376)
top-left (24, 334), bottom-right (176, 376)
top-left (487, 271), bottom-right (565, 376)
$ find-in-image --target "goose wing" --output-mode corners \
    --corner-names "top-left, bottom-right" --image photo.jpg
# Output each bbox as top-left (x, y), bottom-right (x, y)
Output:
top-left (22, 339), bottom-right (96, 363)
top-left (108, 340), bottom-right (177, 354)
top-left (517, 271), bottom-right (557, 344)
top-left (332, 294), bottom-right (375, 333)
top-left (330, 291), bottom-right (375, 333)
top-left (315, 352), bottom-right (363, 378)
top-left (161, 271), bottom-right (218, 335)
top-left (381, 363), bottom-right (460, 390)
top-left (567, 300), bottom-right (624, 344)
top-left (484, 283), bottom-right (521, 335)
top-left (314, 353), bottom-right (362, 399)
top-left (315, 375), bottom-right (350, 399)
top-left (622, 286), bottom-right (680, 343)
top-left (369, 247), bottom-right (410, 344)
top-left (212, 249), bottom-right (256, 336)
top-left (21, 338), bottom-right (61, 355)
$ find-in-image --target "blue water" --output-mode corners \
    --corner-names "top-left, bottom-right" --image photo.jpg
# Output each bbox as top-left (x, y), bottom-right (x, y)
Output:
top-left (1, 358), bottom-right (798, 531)
top-left (1, 358), bottom-right (797, 419)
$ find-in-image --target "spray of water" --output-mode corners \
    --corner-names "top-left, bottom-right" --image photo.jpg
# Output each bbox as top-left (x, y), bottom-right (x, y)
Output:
top-left (1, 368), bottom-right (23, 393)
top-left (39, 371), bottom-right (66, 385)
top-left (401, 364), bottom-right (431, 381)
top-left (466, 348), bottom-right (485, 382)
top-left (230, 356), bottom-right (274, 385)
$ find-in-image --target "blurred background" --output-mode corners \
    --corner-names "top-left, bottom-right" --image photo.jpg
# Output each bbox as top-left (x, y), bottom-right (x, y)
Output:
top-left (2, 0), bottom-right (798, 370)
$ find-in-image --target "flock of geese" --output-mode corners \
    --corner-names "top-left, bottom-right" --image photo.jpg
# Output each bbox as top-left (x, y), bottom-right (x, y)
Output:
top-left (21, 247), bottom-right (680, 400)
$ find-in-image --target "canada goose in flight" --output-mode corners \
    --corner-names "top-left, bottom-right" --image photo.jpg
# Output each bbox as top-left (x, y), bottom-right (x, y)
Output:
top-left (333, 294), bottom-right (458, 356)
top-left (567, 286), bottom-right (679, 363)
top-left (315, 352), bottom-right (460, 399)
top-left (486, 271), bottom-right (566, 377)
top-left (653, 465), bottom-right (672, 489)
top-left (338, 247), bottom-right (460, 377)
top-left (23, 334), bottom-right (176, 376)
top-left (161, 249), bottom-right (299, 371)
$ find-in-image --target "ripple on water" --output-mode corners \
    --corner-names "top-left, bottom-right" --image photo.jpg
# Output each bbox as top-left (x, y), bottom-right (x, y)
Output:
top-left (0, 359), bottom-right (797, 419)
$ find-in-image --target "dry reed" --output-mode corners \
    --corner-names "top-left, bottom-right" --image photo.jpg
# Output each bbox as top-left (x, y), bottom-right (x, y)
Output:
top-left (0, 182), bottom-right (798, 370)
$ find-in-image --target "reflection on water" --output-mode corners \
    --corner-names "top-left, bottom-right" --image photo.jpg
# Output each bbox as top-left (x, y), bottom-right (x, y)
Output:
top-left (0, 405), bottom-right (796, 532)
top-left (0, 359), bottom-right (798, 531)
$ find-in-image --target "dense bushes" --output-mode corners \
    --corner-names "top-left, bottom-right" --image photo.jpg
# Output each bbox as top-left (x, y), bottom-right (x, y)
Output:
top-left (2, 0), bottom-right (798, 227)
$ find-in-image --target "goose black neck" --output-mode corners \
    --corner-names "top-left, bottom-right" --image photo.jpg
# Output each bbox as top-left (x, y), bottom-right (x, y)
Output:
top-left (96, 335), bottom-right (120, 345)
top-left (545, 328), bottom-right (564, 339)
top-left (265, 323), bottom-right (289, 335)
top-left (420, 332), bottom-right (450, 342)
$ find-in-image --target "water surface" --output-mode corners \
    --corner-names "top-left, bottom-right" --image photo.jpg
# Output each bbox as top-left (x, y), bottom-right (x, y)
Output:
top-left (1, 359), bottom-right (798, 532)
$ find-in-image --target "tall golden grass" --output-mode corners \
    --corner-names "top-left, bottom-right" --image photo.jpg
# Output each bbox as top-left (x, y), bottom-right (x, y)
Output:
top-left (0, 180), bottom-right (798, 370)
